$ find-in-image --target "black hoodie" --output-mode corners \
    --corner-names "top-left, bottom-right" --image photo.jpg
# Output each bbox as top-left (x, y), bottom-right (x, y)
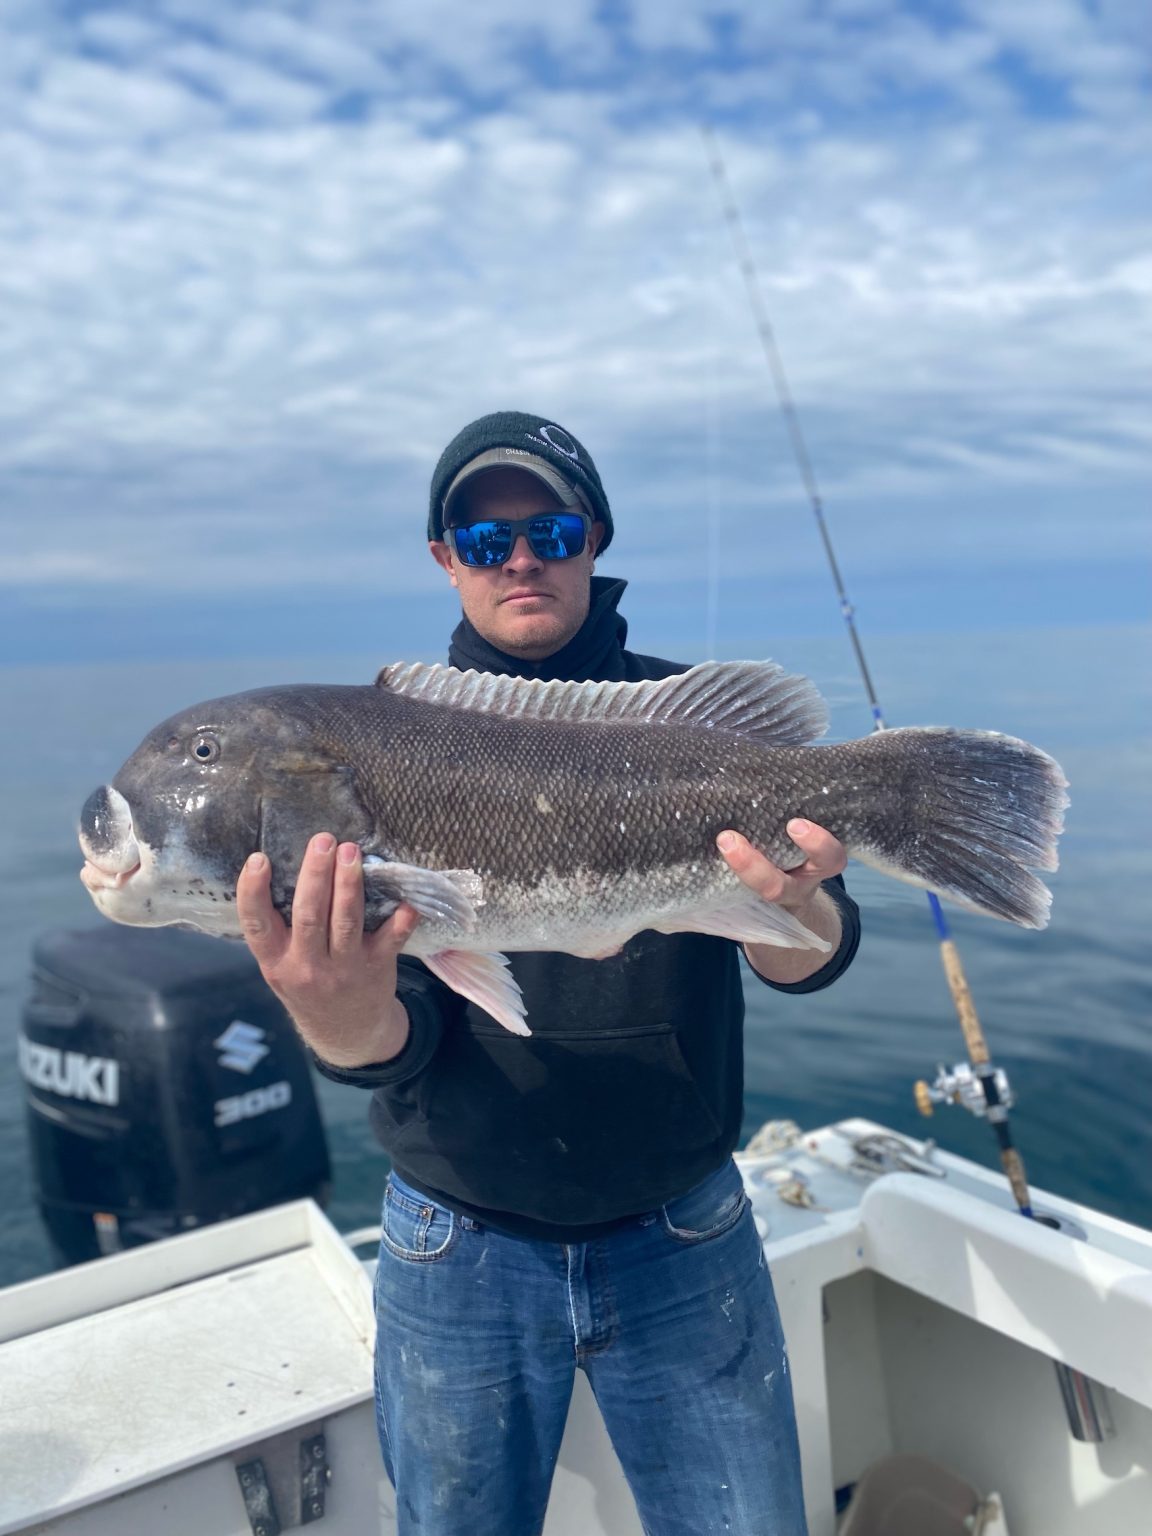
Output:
top-left (315, 578), bottom-right (860, 1240)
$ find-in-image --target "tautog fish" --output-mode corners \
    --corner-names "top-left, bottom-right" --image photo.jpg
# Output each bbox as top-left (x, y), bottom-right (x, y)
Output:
top-left (79, 660), bottom-right (1067, 1035)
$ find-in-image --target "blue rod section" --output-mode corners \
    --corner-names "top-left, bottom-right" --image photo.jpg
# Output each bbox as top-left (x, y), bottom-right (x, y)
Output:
top-left (927, 892), bottom-right (951, 942)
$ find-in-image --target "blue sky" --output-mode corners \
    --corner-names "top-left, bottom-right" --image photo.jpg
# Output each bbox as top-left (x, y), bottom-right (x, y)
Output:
top-left (2, 0), bottom-right (1148, 663)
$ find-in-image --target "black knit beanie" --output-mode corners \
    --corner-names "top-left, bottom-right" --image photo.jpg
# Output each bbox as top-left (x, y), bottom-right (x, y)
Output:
top-left (427, 411), bottom-right (614, 551)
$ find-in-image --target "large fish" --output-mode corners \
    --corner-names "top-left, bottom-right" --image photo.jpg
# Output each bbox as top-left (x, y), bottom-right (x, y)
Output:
top-left (79, 659), bottom-right (1067, 1035)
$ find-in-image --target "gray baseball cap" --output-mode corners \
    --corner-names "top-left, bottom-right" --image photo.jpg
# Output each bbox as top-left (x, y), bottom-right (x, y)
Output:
top-left (428, 411), bottom-right (613, 548)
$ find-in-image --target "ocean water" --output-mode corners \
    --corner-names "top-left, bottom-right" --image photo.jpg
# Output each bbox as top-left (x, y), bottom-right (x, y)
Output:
top-left (0, 622), bottom-right (1148, 1288)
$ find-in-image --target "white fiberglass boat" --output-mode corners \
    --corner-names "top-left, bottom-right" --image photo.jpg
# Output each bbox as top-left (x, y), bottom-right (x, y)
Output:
top-left (2, 1116), bottom-right (1149, 1536)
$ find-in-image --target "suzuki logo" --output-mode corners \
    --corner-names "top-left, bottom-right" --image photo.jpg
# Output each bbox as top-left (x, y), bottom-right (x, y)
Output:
top-left (18, 1037), bottom-right (120, 1106)
top-left (213, 1021), bottom-right (270, 1075)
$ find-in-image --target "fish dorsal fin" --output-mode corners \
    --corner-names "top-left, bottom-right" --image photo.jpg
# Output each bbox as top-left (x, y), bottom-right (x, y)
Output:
top-left (375, 659), bottom-right (828, 745)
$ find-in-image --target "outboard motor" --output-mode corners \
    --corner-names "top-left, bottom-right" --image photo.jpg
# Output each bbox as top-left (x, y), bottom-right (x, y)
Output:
top-left (19, 926), bottom-right (331, 1265)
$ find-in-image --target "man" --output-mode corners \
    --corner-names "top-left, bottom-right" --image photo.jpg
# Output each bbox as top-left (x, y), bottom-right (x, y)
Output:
top-left (237, 412), bottom-right (860, 1536)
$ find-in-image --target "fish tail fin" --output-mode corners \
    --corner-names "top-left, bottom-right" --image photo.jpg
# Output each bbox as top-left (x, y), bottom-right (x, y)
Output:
top-left (847, 728), bottom-right (1068, 928)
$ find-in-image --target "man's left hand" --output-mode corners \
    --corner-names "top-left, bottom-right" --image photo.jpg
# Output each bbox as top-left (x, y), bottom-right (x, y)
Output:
top-left (715, 820), bottom-right (847, 984)
top-left (716, 819), bottom-right (847, 911)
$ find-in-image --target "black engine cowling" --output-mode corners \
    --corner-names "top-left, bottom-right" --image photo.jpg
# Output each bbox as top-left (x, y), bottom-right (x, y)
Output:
top-left (20, 926), bottom-right (331, 1265)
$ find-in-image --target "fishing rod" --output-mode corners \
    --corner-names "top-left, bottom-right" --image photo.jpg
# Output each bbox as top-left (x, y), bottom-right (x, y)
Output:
top-left (700, 122), bottom-right (1033, 1206)
top-left (703, 127), bottom-right (1113, 1442)
top-left (702, 125), bottom-right (1113, 1441)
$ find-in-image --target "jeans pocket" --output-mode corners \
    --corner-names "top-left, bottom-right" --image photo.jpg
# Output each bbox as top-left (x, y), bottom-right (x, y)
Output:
top-left (380, 1176), bottom-right (458, 1262)
top-left (660, 1159), bottom-right (749, 1244)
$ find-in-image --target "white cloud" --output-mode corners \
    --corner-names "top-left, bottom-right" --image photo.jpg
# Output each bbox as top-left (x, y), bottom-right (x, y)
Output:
top-left (160, 40), bottom-right (329, 120)
top-left (624, 0), bottom-right (720, 54)
top-left (221, 9), bottom-right (386, 90)
top-left (25, 54), bottom-right (217, 139)
top-left (78, 11), bottom-right (175, 57)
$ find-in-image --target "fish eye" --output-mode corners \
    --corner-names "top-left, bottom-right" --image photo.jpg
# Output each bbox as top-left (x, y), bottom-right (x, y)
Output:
top-left (192, 732), bottom-right (220, 763)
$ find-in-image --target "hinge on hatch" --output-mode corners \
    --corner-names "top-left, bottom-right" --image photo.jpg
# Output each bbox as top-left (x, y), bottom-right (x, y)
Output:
top-left (236, 1457), bottom-right (281, 1536)
top-left (236, 1428), bottom-right (329, 1532)
top-left (300, 1433), bottom-right (329, 1523)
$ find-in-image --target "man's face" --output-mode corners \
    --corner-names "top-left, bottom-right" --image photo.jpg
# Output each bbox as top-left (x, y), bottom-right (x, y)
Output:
top-left (430, 467), bottom-right (604, 660)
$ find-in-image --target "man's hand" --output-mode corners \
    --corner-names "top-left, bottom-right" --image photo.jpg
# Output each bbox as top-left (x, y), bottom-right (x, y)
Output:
top-left (716, 818), bottom-right (846, 985)
top-left (236, 832), bottom-right (421, 1068)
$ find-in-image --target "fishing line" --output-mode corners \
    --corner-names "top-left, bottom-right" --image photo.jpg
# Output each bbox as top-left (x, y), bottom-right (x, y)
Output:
top-left (699, 123), bottom-right (1033, 1214)
top-left (705, 337), bottom-right (721, 660)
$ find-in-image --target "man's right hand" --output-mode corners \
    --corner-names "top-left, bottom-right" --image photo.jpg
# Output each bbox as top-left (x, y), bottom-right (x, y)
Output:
top-left (236, 832), bottom-right (421, 1069)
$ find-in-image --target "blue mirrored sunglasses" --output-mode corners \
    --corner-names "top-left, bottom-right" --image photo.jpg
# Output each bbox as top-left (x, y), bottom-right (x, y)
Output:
top-left (445, 511), bottom-right (591, 568)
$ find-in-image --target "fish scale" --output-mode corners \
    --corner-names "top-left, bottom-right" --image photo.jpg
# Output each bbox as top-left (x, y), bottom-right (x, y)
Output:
top-left (336, 694), bottom-right (814, 881)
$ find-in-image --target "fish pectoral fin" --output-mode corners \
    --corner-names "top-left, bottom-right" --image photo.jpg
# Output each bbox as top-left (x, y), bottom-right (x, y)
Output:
top-left (362, 859), bottom-right (483, 930)
top-left (651, 889), bottom-right (832, 951)
top-left (422, 949), bottom-right (530, 1037)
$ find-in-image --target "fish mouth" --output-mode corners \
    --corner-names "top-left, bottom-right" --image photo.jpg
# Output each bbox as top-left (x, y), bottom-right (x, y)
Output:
top-left (80, 857), bottom-right (142, 892)
top-left (76, 782), bottom-right (238, 936)
top-left (79, 785), bottom-right (141, 889)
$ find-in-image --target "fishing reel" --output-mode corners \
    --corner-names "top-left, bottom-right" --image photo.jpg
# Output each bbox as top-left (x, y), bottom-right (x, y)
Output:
top-left (914, 1061), bottom-right (1016, 1120)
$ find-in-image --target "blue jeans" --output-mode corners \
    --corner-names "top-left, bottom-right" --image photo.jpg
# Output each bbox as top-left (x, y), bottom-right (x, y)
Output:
top-left (374, 1158), bottom-right (808, 1536)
